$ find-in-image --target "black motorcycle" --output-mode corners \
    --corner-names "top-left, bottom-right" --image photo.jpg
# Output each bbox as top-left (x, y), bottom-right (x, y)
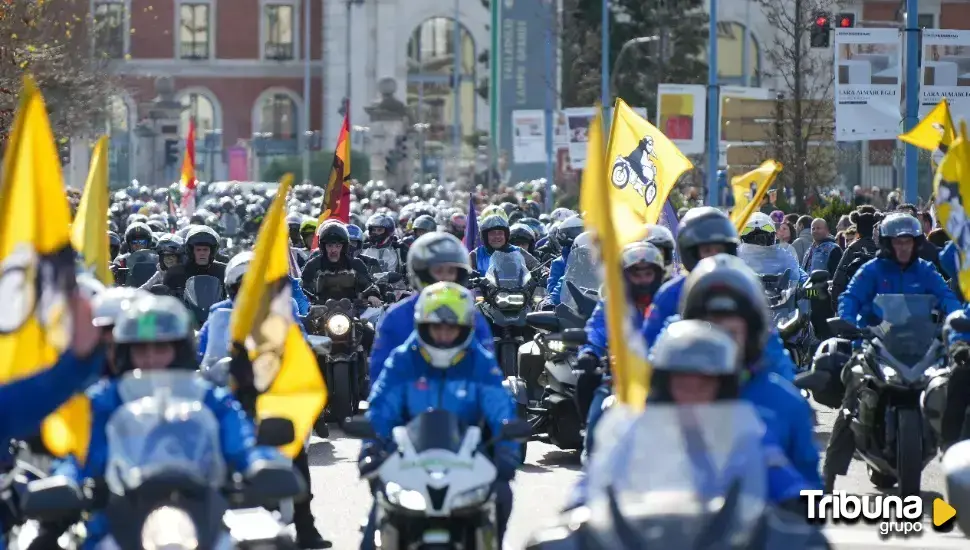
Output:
top-left (472, 251), bottom-right (540, 378)
top-left (120, 249), bottom-right (158, 288)
top-left (305, 294), bottom-right (368, 426)
top-left (826, 294), bottom-right (947, 497)
top-left (761, 269), bottom-right (828, 372)
top-left (183, 275), bottom-right (224, 326)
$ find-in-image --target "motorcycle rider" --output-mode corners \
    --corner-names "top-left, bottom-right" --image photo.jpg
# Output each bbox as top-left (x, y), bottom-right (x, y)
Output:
top-left (362, 282), bottom-right (520, 549)
top-left (301, 222), bottom-right (381, 305)
top-left (110, 221), bottom-right (154, 284)
top-left (50, 295), bottom-right (295, 550)
top-left (738, 212), bottom-right (807, 285)
top-left (348, 223), bottom-right (380, 272)
top-left (300, 218), bottom-right (319, 251)
top-left (446, 211), bottom-right (467, 240)
top-left (161, 225), bottom-right (228, 294)
top-left (139, 233), bottom-right (184, 290)
top-left (363, 212), bottom-right (404, 273)
top-left (369, 232), bottom-right (495, 385)
top-left (824, 213), bottom-right (959, 490)
top-left (565, 319), bottom-right (813, 511)
top-left (469, 214), bottom-right (540, 273)
top-left (543, 215), bottom-right (584, 305)
top-left (642, 224), bottom-right (677, 276)
top-left (509, 223), bottom-right (538, 255)
top-left (641, 207), bottom-right (797, 381)
top-left (577, 241), bottom-right (666, 460)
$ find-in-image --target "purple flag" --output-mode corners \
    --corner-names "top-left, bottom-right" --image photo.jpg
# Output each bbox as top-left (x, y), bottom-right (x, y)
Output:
top-left (463, 195), bottom-right (479, 252)
top-left (659, 200), bottom-right (681, 269)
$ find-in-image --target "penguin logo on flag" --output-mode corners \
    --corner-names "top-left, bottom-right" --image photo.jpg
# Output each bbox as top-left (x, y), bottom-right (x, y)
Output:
top-left (610, 136), bottom-right (659, 207)
top-left (0, 245), bottom-right (36, 334)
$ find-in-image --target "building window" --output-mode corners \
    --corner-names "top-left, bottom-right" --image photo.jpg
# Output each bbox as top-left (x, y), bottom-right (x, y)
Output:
top-left (264, 4), bottom-right (295, 60)
top-left (258, 93), bottom-right (298, 138)
top-left (180, 92), bottom-right (216, 138)
top-left (93, 1), bottom-right (126, 59)
top-left (179, 3), bottom-right (210, 59)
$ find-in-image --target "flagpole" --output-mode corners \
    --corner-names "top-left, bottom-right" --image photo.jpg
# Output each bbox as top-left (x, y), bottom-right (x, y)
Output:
top-left (302, 0), bottom-right (312, 184)
top-left (600, 0), bottom-right (610, 132)
top-left (705, 0), bottom-right (720, 206)
top-left (544, 0), bottom-right (555, 213)
top-left (454, 0), bottom-right (462, 184)
top-left (903, 0), bottom-right (920, 203)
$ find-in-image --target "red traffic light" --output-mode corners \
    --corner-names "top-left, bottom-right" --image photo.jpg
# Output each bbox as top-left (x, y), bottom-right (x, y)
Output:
top-left (837, 14), bottom-right (855, 27)
top-left (815, 15), bottom-right (829, 26)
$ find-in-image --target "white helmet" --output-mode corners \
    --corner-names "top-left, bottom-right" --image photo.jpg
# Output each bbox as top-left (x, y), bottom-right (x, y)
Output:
top-left (225, 251), bottom-right (255, 289)
top-left (741, 212), bottom-right (776, 246)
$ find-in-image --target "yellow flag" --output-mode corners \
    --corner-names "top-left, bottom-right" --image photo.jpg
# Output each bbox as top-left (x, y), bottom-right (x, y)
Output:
top-left (71, 136), bottom-right (113, 285)
top-left (601, 99), bottom-right (692, 245)
top-left (900, 99), bottom-right (956, 154)
top-left (933, 122), bottom-right (970, 302)
top-left (580, 107), bottom-right (651, 409)
top-left (0, 76), bottom-right (75, 385)
top-left (729, 160), bottom-right (784, 232)
top-left (230, 174), bottom-right (328, 457)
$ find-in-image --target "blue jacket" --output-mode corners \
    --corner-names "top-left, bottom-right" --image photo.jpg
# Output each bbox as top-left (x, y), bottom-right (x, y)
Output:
top-left (197, 297), bottom-right (306, 362)
top-left (473, 243), bottom-right (523, 275)
top-left (566, 418), bottom-right (811, 509)
top-left (641, 276), bottom-right (796, 381)
top-left (290, 275), bottom-right (310, 316)
top-left (546, 245), bottom-right (572, 306)
top-left (54, 377), bottom-right (279, 547)
top-left (838, 256), bottom-right (960, 328)
top-left (366, 335), bottom-right (520, 477)
top-left (369, 293), bottom-right (495, 385)
top-left (579, 298), bottom-right (648, 360)
top-left (0, 349), bottom-right (105, 454)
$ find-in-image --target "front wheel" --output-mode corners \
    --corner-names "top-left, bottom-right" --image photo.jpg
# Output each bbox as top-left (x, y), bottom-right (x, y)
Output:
top-left (896, 408), bottom-right (924, 497)
top-left (500, 343), bottom-right (518, 379)
top-left (328, 363), bottom-right (355, 425)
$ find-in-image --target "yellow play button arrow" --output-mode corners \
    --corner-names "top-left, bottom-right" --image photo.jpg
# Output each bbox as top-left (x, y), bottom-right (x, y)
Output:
top-left (933, 498), bottom-right (957, 527)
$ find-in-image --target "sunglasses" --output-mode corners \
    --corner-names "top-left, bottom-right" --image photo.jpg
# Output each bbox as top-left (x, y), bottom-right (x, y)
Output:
top-left (131, 239), bottom-right (149, 246)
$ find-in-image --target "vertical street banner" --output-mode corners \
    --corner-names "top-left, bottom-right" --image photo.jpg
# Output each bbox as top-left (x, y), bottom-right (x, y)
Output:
top-left (921, 29), bottom-right (970, 124)
top-left (656, 84), bottom-right (706, 155)
top-left (510, 110), bottom-right (547, 164)
top-left (565, 107), bottom-right (597, 170)
top-left (499, 0), bottom-right (558, 181)
top-left (834, 27), bottom-right (903, 141)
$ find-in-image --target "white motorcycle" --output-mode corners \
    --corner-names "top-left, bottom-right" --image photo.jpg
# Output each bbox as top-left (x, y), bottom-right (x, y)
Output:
top-left (358, 411), bottom-right (531, 550)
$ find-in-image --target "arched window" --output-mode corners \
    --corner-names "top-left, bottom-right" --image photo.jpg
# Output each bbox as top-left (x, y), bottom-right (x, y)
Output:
top-left (257, 92), bottom-right (298, 139)
top-left (406, 17), bottom-right (476, 146)
top-left (179, 91), bottom-right (217, 137)
top-left (714, 22), bottom-right (761, 86)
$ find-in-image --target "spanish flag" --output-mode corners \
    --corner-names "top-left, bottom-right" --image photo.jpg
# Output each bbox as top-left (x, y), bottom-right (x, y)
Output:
top-left (933, 120), bottom-right (970, 301)
top-left (729, 160), bottom-right (784, 232)
top-left (319, 112), bottom-right (351, 224)
top-left (230, 174), bottom-right (328, 458)
top-left (180, 118), bottom-right (197, 214)
top-left (580, 106), bottom-right (651, 409)
top-left (900, 99), bottom-right (956, 167)
top-left (71, 136), bottom-right (114, 286)
top-left (600, 98), bottom-right (692, 245)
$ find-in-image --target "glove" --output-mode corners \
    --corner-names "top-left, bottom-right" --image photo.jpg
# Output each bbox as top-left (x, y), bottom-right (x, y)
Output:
top-left (493, 444), bottom-right (521, 481)
top-left (575, 352), bottom-right (599, 375)
top-left (802, 286), bottom-right (820, 299)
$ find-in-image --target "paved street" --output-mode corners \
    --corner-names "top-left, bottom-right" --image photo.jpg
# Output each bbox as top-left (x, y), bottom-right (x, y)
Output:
top-left (307, 402), bottom-right (970, 549)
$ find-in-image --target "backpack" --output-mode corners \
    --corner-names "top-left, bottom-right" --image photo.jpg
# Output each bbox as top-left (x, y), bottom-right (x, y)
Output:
top-left (843, 248), bottom-right (876, 283)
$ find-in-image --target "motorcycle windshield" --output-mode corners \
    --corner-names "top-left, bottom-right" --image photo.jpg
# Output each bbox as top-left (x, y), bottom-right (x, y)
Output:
top-left (871, 294), bottom-right (938, 365)
top-left (105, 371), bottom-right (226, 495)
top-left (562, 245), bottom-right (601, 312)
top-left (405, 410), bottom-right (464, 454)
top-left (361, 247), bottom-right (399, 273)
top-left (200, 309), bottom-right (231, 369)
top-left (485, 251), bottom-right (530, 289)
top-left (584, 402), bottom-right (767, 548)
top-left (128, 250), bottom-right (158, 265)
top-left (740, 245), bottom-right (796, 309)
top-left (184, 275), bottom-right (223, 310)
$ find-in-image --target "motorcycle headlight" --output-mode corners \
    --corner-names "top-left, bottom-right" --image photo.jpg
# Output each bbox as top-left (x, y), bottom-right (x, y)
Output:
top-left (385, 481), bottom-right (427, 511)
top-left (496, 292), bottom-right (526, 308)
top-left (141, 506), bottom-right (197, 550)
top-left (547, 339), bottom-right (565, 353)
top-left (451, 483), bottom-right (492, 509)
top-left (327, 314), bottom-right (351, 336)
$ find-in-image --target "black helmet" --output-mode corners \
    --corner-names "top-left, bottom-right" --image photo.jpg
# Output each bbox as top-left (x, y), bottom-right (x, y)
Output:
top-left (108, 231), bottom-right (122, 258)
top-left (509, 223), bottom-right (537, 252)
top-left (479, 215), bottom-right (510, 248)
top-left (407, 232), bottom-right (471, 290)
top-left (156, 234), bottom-right (184, 256)
top-left (411, 215), bottom-right (437, 235)
top-left (318, 221), bottom-right (350, 246)
top-left (676, 207), bottom-right (739, 271)
top-left (648, 320), bottom-right (741, 403)
top-left (878, 213), bottom-right (924, 263)
top-left (124, 222), bottom-right (153, 248)
top-left (185, 225), bottom-right (220, 253)
top-left (642, 224), bottom-right (676, 266)
top-left (679, 254), bottom-right (769, 366)
top-left (557, 215), bottom-right (584, 248)
top-left (113, 295), bottom-right (196, 372)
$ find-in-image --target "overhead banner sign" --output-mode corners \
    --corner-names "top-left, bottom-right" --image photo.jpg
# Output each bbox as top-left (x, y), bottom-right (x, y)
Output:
top-left (921, 29), bottom-right (970, 124)
top-left (834, 28), bottom-right (902, 141)
top-left (657, 84), bottom-right (706, 155)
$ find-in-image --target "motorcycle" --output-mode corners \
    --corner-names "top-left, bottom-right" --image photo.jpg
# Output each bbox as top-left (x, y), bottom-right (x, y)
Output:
top-left (19, 371), bottom-right (304, 550)
top-left (942, 439), bottom-right (970, 538)
top-left (120, 250), bottom-right (158, 288)
top-left (359, 410), bottom-right (532, 550)
top-left (826, 294), bottom-right (947, 497)
top-left (183, 275), bottom-right (224, 326)
top-left (472, 251), bottom-right (539, 379)
top-left (362, 246), bottom-right (402, 277)
top-left (525, 402), bottom-right (831, 549)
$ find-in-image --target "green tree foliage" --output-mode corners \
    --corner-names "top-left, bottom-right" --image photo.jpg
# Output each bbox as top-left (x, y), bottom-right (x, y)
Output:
top-left (261, 150), bottom-right (371, 186)
top-left (810, 196), bottom-right (854, 230)
top-left (561, 0), bottom-right (708, 112)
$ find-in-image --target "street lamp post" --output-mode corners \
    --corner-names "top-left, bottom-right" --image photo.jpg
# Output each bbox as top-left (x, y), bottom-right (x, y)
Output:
top-left (345, 0), bottom-right (364, 121)
top-left (203, 129), bottom-right (222, 182)
top-left (302, 0), bottom-right (312, 183)
top-left (414, 122), bottom-right (430, 183)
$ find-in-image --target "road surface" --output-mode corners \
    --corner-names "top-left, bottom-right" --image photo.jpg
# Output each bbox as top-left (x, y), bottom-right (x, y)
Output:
top-left (306, 402), bottom-right (968, 549)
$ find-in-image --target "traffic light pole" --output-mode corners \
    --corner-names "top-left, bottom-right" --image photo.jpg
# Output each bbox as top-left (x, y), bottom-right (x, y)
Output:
top-left (705, 0), bottom-right (720, 206)
top-left (903, 0), bottom-right (920, 204)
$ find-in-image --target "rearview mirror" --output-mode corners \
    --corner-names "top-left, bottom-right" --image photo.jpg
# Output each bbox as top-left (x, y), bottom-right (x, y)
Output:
top-left (827, 317), bottom-right (862, 338)
top-left (948, 316), bottom-right (970, 334)
top-left (778, 310), bottom-right (804, 339)
top-left (21, 476), bottom-right (84, 521)
top-left (809, 270), bottom-right (830, 283)
top-left (306, 334), bottom-right (332, 356)
top-left (560, 328), bottom-right (588, 346)
top-left (498, 419), bottom-right (533, 442)
top-left (257, 417), bottom-right (296, 447)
